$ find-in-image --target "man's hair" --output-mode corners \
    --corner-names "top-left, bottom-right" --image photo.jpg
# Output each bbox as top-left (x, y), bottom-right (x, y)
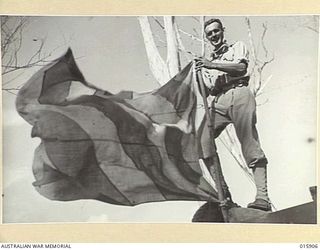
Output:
top-left (204, 18), bottom-right (224, 30)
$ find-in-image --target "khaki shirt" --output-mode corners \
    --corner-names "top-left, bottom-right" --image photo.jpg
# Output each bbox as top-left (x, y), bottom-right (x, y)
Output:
top-left (202, 41), bottom-right (249, 90)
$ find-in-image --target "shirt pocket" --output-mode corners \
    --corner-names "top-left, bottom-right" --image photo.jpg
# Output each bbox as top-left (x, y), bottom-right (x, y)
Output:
top-left (221, 48), bottom-right (234, 62)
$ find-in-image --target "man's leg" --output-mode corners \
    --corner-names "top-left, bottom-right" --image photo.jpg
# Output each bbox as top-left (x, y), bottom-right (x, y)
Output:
top-left (230, 87), bottom-right (271, 211)
top-left (247, 166), bottom-right (270, 211)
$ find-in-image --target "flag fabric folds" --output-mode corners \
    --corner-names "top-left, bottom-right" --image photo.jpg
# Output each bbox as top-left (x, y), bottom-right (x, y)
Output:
top-left (16, 49), bottom-right (219, 206)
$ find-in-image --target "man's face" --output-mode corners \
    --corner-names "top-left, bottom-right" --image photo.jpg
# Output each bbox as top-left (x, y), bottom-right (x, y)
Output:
top-left (205, 21), bottom-right (224, 48)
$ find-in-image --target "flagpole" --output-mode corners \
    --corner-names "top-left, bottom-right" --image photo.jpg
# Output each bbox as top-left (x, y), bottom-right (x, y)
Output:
top-left (197, 16), bottom-right (229, 222)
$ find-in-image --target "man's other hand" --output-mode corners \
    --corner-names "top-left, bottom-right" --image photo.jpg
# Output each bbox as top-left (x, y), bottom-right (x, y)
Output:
top-left (195, 57), bottom-right (214, 71)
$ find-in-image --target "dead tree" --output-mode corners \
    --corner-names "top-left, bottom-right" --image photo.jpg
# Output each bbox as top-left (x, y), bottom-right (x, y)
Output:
top-left (1, 16), bottom-right (65, 94)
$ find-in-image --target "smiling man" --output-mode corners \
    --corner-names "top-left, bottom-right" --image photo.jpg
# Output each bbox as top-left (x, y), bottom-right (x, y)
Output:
top-left (195, 18), bottom-right (271, 212)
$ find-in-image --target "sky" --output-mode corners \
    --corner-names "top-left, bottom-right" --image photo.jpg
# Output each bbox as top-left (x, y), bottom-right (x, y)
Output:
top-left (2, 16), bottom-right (319, 223)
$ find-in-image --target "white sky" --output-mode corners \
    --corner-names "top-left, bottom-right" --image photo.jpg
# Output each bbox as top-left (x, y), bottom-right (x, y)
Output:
top-left (2, 16), bottom-right (318, 223)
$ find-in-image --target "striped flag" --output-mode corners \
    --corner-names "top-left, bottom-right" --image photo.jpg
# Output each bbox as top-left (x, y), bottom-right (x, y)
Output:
top-left (16, 49), bottom-right (219, 206)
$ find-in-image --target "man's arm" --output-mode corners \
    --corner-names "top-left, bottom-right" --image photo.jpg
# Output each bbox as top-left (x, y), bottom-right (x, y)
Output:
top-left (195, 57), bottom-right (247, 77)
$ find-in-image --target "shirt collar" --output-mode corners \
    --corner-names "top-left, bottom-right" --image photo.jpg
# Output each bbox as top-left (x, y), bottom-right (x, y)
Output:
top-left (211, 41), bottom-right (229, 60)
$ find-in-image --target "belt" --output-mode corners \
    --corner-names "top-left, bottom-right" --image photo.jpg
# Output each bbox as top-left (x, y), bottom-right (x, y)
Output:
top-left (220, 81), bottom-right (248, 92)
top-left (211, 75), bottom-right (249, 95)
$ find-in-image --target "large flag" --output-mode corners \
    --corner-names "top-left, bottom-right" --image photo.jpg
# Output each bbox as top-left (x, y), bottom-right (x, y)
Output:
top-left (16, 49), bottom-right (219, 206)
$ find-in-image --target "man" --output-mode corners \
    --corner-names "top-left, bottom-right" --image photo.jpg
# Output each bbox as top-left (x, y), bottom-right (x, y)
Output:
top-left (195, 18), bottom-right (271, 212)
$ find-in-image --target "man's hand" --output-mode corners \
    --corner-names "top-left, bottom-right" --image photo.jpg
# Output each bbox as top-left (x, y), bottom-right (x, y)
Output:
top-left (195, 57), bottom-right (215, 71)
top-left (195, 57), bottom-right (248, 76)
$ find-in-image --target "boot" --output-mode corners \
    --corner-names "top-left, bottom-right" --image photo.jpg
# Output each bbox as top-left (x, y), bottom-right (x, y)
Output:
top-left (247, 166), bottom-right (271, 211)
top-left (247, 198), bottom-right (271, 211)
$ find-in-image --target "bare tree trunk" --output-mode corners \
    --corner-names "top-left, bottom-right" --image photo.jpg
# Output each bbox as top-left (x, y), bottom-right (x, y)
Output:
top-left (164, 16), bottom-right (180, 76)
top-left (138, 16), bottom-right (170, 85)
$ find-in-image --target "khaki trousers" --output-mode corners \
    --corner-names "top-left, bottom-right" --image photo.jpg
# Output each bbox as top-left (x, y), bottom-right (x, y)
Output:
top-left (199, 86), bottom-right (268, 168)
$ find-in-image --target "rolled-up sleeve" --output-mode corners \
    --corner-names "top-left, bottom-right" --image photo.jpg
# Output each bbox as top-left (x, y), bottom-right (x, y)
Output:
top-left (232, 41), bottom-right (249, 65)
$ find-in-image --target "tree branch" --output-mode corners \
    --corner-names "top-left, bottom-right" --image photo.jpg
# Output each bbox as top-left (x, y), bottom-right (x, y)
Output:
top-left (305, 25), bottom-right (319, 33)
top-left (174, 21), bottom-right (193, 61)
top-left (138, 16), bottom-right (170, 85)
top-left (261, 23), bottom-right (269, 58)
top-left (245, 17), bottom-right (275, 97)
top-left (152, 16), bottom-right (165, 30)
top-left (178, 28), bottom-right (203, 43)
top-left (245, 17), bottom-right (257, 66)
top-left (164, 16), bottom-right (181, 75)
top-left (1, 16), bottom-right (74, 92)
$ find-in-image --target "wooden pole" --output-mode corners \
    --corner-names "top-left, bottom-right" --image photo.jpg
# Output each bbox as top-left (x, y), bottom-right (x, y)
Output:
top-left (198, 16), bottom-right (229, 222)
